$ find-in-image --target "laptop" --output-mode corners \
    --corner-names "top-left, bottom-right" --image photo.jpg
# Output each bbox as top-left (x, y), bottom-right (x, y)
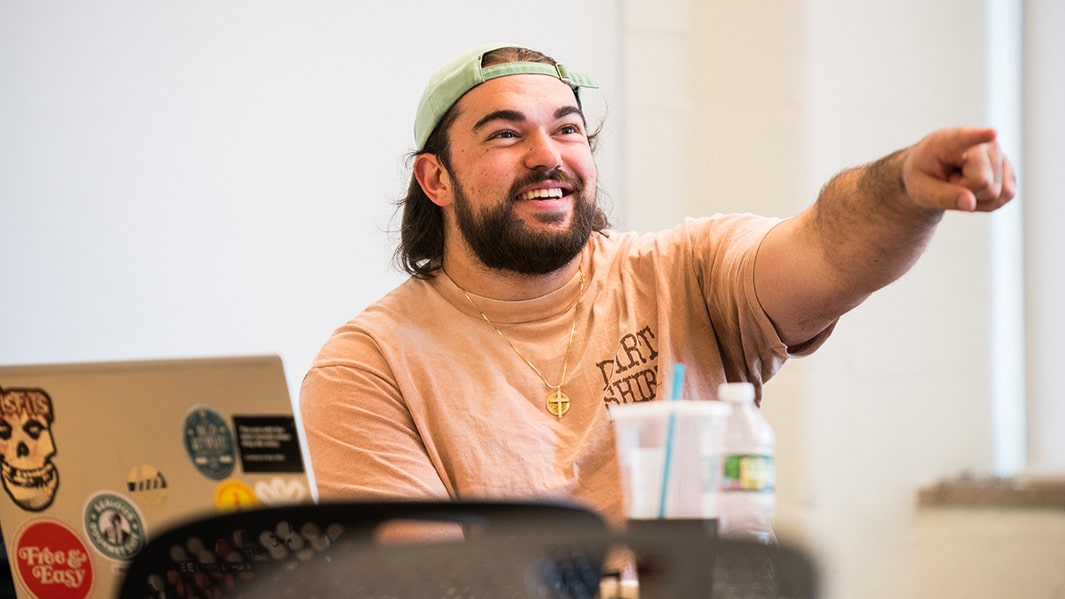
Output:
top-left (0, 354), bottom-right (313, 599)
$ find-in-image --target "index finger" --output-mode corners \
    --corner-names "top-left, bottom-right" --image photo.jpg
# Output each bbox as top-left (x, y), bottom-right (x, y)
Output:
top-left (938, 127), bottom-right (998, 161)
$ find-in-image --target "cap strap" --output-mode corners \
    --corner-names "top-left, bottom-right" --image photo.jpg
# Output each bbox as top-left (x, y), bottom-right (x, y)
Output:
top-left (480, 61), bottom-right (599, 89)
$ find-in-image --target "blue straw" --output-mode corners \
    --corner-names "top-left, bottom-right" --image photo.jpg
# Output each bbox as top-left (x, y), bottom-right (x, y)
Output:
top-left (658, 363), bottom-right (685, 518)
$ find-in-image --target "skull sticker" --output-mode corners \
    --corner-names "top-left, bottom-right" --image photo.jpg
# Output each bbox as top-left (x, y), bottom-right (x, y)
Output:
top-left (0, 387), bottom-right (59, 511)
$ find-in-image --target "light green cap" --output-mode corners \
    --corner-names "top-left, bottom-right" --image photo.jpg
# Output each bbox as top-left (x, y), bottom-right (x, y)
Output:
top-left (413, 43), bottom-right (598, 151)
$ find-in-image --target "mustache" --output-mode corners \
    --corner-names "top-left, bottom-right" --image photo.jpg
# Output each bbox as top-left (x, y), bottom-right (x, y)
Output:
top-left (507, 168), bottom-right (584, 199)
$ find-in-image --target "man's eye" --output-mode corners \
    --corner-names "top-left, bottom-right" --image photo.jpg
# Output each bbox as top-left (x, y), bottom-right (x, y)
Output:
top-left (559, 124), bottom-right (581, 135)
top-left (490, 130), bottom-right (518, 140)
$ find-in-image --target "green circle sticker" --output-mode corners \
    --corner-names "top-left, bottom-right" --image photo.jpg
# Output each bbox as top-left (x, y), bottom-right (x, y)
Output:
top-left (183, 406), bottom-right (236, 480)
top-left (83, 492), bottom-right (145, 562)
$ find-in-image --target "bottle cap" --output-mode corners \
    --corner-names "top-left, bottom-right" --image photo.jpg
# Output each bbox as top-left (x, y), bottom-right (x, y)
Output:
top-left (718, 382), bottom-right (755, 403)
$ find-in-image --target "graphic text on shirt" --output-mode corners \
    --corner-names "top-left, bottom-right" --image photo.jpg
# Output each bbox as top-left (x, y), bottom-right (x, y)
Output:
top-left (597, 324), bottom-right (659, 405)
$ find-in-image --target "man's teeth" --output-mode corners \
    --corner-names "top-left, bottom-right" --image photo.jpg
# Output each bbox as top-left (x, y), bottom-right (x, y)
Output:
top-left (518, 188), bottom-right (564, 201)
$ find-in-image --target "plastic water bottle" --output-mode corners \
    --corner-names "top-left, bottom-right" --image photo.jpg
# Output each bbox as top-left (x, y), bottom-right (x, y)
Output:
top-left (717, 382), bottom-right (776, 543)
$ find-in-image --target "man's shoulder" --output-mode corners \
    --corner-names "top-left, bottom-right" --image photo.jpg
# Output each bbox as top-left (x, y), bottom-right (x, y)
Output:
top-left (593, 215), bottom-right (780, 253)
top-left (310, 276), bottom-right (446, 366)
top-left (351, 275), bottom-right (442, 325)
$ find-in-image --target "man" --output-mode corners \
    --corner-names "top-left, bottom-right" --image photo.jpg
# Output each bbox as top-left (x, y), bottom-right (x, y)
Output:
top-left (103, 510), bottom-right (130, 545)
top-left (299, 44), bottom-right (1014, 525)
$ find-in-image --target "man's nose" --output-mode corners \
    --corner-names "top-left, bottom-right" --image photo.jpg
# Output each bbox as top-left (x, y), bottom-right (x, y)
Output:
top-left (523, 130), bottom-right (563, 171)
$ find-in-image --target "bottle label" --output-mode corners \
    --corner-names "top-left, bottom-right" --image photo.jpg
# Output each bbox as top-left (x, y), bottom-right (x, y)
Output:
top-left (721, 454), bottom-right (775, 492)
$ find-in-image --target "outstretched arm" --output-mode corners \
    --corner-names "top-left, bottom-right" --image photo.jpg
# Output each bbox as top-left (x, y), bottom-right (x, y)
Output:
top-left (755, 127), bottom-right (1016, 347)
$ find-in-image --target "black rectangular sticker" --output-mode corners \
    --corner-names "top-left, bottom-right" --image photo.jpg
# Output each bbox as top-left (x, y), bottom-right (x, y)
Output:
top-left (232, 415), bottom-right (305, 473)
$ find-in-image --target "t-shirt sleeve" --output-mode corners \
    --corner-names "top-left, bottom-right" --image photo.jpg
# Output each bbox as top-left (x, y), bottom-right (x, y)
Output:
top-left (687, 214), bottom-right (836, 387)
top-left (299, 328), bottom-right (450, 502)
top-left (751, 218), bottom-right (837, 358)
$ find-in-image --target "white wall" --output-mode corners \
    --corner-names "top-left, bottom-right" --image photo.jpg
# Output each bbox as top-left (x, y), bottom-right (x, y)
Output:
top-left (1024, 0), bottom-right (1065, 472)
top-left (0, 1), bottom-right (623, 400)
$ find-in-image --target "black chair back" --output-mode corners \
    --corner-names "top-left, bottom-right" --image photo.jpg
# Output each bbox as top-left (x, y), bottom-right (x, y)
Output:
top-left (117, 500), bottom-right (611, 598)
top-left (620, 520), bottom-right (818, 598)
top-left (116, 500), bottom-right (817, 598)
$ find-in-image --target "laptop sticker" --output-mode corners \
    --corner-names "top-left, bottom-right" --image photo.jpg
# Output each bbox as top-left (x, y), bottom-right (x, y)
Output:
top-left (0, 386), bottom-right (60, 512)
top-left (182, 406), bottom-right (236, 480)
top-left (83, 491), bottom-right (146, 562)
top-left (12, 518), bottom-right (94, 599)
top-left (213, 479), bottom-right (258, 512)
top-left (126, 464), bottom-right (168, 507)
top-left (232, 415), bottom-right (305, 473)
top-left (254, 477), bottom-right (308, 506)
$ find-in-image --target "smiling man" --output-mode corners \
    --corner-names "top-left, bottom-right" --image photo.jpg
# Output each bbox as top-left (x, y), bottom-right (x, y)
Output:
top-left (299, 44), bottom-right (1014, 525)
top-left (417, 71), bottom-right (600, 279)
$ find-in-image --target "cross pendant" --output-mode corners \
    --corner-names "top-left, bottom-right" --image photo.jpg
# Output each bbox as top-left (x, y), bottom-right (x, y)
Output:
top-left (546, 389), bottom-right (570, 418)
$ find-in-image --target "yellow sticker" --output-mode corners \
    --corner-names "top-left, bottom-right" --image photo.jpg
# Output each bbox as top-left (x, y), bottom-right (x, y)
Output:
top-left (126, 464), bottom-right (168, 507)
top-left (213, 479), bottom-right (259, 512)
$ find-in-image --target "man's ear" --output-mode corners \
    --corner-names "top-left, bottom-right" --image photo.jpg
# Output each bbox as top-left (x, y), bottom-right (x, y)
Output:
top-left (414, 154), bottom-right (453, 208)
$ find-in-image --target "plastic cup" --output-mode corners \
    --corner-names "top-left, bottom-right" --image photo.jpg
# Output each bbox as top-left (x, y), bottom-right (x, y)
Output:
top-left (609, 400), bottom-right (732, 520)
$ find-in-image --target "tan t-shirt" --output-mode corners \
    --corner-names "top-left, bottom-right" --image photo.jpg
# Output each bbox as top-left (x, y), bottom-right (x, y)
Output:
top-left (299, 215), bottom-right (830, 525)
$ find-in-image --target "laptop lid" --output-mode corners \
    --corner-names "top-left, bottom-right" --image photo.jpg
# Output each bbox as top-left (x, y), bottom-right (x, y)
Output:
top-left (0, 354), bottom-right (312, 599)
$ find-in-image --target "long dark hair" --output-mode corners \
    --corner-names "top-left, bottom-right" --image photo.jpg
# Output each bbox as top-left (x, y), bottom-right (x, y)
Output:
top-left (392, 46), bottom-right (610, 278)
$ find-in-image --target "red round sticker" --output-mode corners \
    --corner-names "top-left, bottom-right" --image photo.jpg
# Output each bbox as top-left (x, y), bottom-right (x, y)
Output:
top-left (12, 519), bottom-right (94, 599)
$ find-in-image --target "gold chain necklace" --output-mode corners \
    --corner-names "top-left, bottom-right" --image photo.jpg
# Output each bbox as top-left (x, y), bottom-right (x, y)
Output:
top-left (455, 267), bottom-right (586, 418)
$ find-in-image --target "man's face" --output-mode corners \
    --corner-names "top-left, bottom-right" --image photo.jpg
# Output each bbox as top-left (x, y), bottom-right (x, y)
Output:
top-left (439, 74), bottom-right (599, 274)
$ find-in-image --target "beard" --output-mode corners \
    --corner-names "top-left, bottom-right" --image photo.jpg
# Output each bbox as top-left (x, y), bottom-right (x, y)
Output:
top-left (452, 168), bottom-right (597, 275)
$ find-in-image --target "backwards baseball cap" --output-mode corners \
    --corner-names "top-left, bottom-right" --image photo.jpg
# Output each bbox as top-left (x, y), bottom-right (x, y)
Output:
top-left (413, 43), bottom-right (598, 151)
